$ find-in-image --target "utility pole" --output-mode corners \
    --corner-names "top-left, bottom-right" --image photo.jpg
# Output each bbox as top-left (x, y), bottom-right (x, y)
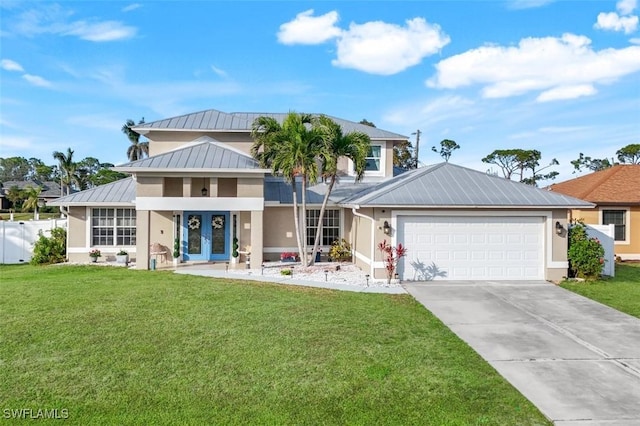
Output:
top-left (412, 130), bottom-right (421, 169)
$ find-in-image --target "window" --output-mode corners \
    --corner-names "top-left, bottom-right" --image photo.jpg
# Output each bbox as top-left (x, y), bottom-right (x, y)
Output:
top-left (306, 209), bottom-right (340, 246)
top-left (92, 208), bottom-right (136, 246)
top-left (602, 210), bottom-right (626, 241)
top-left (365, 145), bottom-right (382, 172)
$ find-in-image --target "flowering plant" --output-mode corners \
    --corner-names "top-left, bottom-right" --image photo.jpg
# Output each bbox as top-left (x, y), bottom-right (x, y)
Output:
top-left (378, 239), bottom-right (407, 284)
top-left (280, 252), bottom-right (299, 261)
top-left (89, 249), bottom-right (101, 258)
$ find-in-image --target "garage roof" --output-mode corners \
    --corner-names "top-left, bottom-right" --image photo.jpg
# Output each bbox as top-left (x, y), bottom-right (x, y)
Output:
top-left (340, 162), bottom-right (595, 208)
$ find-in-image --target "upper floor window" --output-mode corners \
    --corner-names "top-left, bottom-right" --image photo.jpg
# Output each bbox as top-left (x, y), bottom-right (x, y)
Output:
top-left (365, 146), bottom-right (382, 172)
top-left (92, 208), bottom-right (136, 246)
top-left (602, 209), bottom-right (626, 241)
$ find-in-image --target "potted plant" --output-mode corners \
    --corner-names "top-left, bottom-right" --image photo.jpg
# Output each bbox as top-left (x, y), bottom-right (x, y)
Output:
top-left (232, 237), bottom-right (239, 263)
top-left (173, 237), bottom-right (180, 267)
top-left (116, 249), bottom-right (129, 264)
top-left (89, 249), bottom-right (101, 263)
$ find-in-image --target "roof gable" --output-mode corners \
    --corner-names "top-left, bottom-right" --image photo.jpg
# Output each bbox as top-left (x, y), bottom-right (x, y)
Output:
top-left (114, 136), bottom-right (264, 172)
top-left (548, 165), bottom-right (640, 204)
top-left (341, 162), bottom-right (594, 208)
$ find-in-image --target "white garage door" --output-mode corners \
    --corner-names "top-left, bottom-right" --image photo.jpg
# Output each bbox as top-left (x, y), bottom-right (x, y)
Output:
top-left (397, 215), bottom-right (544, 281)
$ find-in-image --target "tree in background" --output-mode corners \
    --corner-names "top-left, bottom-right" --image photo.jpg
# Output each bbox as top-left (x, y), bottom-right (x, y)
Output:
top-left (310, 115), bottom-right (370, 265)
top-left (122, 118), bottom-right (149, 161)
top-left (22, 186), bottom-right (42, 219)
top-left (571, 153), bottom-right (613, 173)
top-left (53, 148), bottom-right (77, 196)
top-left (0, 157), bottom-right (30, 182)
top-left (616, 143), bottom-right (640, 164)
top-left (5, 185), bottom-right (24, 210)
top-left (482, 149), bottom-right (558, 186)
top-left (432, 139), bottom-right (460, 162)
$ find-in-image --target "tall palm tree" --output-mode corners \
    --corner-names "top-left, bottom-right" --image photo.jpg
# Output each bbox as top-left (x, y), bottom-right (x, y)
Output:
top-left (122, 118), bottom-right (149, 161)
top-left (310, 115), bottom-right (370, 265)
top-left (251, 112), bottom-right (323, 265)
top-left (52, 148), bottom-right (77, 196)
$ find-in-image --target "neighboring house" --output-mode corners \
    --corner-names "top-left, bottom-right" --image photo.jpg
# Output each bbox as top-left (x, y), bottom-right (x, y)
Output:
top-left (548, 164), bottom-right (640, 260)
top-left (49, 108), bottom-right (592, 281)
top-left (0, 180), bottom-right (63, 210)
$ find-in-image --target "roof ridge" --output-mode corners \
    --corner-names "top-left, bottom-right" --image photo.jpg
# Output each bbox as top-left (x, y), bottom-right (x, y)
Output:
top-left (134, 108), bottom-right (234, 128)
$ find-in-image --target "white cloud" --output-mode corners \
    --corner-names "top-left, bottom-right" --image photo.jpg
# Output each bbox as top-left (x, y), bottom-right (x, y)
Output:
top-left (594, 12), bottom-right (638, 34)
top-left (22, 73), bottom-right (52, 87)
top-left (211, 65), bottom-right (228, 78)
top-left (0, 135), bottom-right (32, 150)
top-left (332, 18), bottom-right (450, 75)
top-left (122, 4), bottom-right (142, 13)
top-left (277, 9), bottom-right (342, 45)
top-left (506, 0), bottom-right (555, 10)
top-left (617, 0), bottom-right (637, 15)
top-left (1, 59), bottom-right (24, 72)
top-left (427, 33), bottom-right (640, 101)
top-left (63, 20), bottom-right (137, 42)
top-left (10, 4), bottom-right (137, 42)
top-left (631, 37), bottom-right (640, 44)
top-left (537, 84), bottom-right (597, 102)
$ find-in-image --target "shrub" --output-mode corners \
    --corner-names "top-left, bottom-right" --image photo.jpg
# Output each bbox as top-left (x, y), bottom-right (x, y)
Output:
top-left (232, 237), bottom-right (239, 258)
top-left (280, 268), bottom-right (292, 276)
top-left (377, 239), bottom-right (407, 284)
top-left (173, 238), bottom-right (180, 258)
top-left (568, 221), bottom-right (605, 280)
top-left (31, 227), bottom-right (67, 265)
top-left (117, 249), bottom-right (128, 256)
top-left (329, 239), bottom-right (351, 261)
top-left (89, 249), bottom-right (101, 258)
top-left (280, 252), bottom-right (299, 261)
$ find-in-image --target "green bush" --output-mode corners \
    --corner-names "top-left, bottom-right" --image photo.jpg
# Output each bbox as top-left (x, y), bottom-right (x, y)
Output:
top-left (568, 221), bottom-right (605, 280)
top-left (30, 227), bottom-right (67, 265)
top-left (232, 237), bottom-right (239, 258)
top-left (280, 268), bottom-right (292, 276)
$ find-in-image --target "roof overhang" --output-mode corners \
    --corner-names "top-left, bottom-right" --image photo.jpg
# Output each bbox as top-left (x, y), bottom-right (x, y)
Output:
top-left (47, 201), bottom-right (135, 207)
top-left (112, 167), bottom-right (270, 174)
top-left (342, 204), bottom-right (596, 209)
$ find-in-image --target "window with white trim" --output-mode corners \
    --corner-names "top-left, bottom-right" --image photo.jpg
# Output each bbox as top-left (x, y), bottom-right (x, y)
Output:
top-left (364, 145), bottom-right (382, 172)
top-left (602, 210), bottom-right (626, 241)
top-left (306, 209), bottom-right (340, 246)
top-left (92, 208), bottom-right (136, 246)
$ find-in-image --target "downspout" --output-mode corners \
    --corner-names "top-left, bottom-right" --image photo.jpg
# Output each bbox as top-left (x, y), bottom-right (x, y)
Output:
top-left (351, 206), bottom-right (375, 278)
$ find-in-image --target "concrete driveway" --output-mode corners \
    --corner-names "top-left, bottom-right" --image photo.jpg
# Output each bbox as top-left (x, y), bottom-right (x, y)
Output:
top-left (404, 281), bottom-right (640, 425)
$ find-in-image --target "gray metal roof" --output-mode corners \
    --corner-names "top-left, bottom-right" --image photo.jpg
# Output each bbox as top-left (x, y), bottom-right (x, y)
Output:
top-left (114, 136), bottom-right (266, 172)
top-left (48, 177), bottom-right (135, 206)
top-left (1, 180), bottom-right (63, 198)
top-left (340, 162), bottom-right (595, 208)
top-left (264, 177), bottom-right (376, 205)
top-left (133, 109), bottom-right (407, 140)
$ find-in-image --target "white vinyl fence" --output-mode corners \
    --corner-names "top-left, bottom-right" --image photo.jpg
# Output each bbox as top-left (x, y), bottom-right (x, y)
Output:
top-left (0, 219), bottom-right (68, 264)
top-left (585, 224), bottom-right (615, 277)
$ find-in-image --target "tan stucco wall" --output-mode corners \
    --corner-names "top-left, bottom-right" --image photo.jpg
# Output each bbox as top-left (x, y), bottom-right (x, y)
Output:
top-left (67, 206), bottom-right (87, 248)
top-left (384, 143), bottom-right (394, 177)
top-left (239, 211), bottom-right (252, 263)
top-left (164, 177), bottom-right (182, 197)
top-left (149, 210), bottom-right (174, 263)
top-left (263, 207), bottom-right (296, 260)
top-left (238, 178), bottom-right (263, 197)
top-left (218, 178), bottom-right (237, 197)
top-left (136, 210), bottom-right (150, 269)
top-left (552, 209), bottom-right (569, 263)
top-left (144, 131), bottom-right (254, 156)
top-left (190, 177), bottom-right (209, 197)
top-left (137, 176), bottom-right (163, 197)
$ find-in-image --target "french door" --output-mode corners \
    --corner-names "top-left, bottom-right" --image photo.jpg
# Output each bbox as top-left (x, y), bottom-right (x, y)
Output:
top-left (183, 212), bottom-right (229, 261)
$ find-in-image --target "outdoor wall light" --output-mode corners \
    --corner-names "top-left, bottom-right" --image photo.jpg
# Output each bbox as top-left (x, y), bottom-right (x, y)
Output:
top-left (201, 187), bottom-right (208, 197)
top-left (383, 221), bottom-right (391, 235)
top-left (555, 221), bottom-right (564, 235)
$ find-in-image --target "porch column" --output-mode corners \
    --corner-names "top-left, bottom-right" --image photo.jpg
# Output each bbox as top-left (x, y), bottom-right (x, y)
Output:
top-left (182, 177), bottom-right (191, 197)
top-left (137, 210), bottom-right (150, 270)
top-left (250, 210), bottom-right (263, 268)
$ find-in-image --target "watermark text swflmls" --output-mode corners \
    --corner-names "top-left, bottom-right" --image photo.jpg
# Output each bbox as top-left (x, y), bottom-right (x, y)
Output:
top-left (3, 408), bottom-right (69, 419)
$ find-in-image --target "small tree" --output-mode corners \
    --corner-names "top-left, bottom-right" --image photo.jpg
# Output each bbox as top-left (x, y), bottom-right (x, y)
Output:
top-left (567, 221), bottom-right (605, 280)
top-left (432, 139), bottom-right (460, 162)
top-left (377, 239), bottom-right (407, 284)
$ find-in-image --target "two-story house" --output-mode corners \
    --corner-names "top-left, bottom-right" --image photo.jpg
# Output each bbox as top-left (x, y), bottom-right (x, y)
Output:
top-left (50, 108), bottom-right (592, 282)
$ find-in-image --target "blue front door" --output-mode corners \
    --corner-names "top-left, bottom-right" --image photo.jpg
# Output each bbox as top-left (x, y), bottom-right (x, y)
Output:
top-left (183, 212), bottom-right (230, 261)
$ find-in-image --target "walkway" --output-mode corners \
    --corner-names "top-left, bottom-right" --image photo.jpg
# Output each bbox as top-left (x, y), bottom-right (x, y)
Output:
top-left (404, 280), bottom-right (640, 425)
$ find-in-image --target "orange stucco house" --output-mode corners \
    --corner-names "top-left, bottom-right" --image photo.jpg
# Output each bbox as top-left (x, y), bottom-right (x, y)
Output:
top-left (548, 164), bottom-right (640, 260)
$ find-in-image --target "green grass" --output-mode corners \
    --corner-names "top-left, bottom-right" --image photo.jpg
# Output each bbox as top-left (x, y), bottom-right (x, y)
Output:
top-left (0, 265), bottom-right (548, 425)
top-left (0, 212), bottom-right (60, 221)
top-left (561, 263), bottom-right (640, 318)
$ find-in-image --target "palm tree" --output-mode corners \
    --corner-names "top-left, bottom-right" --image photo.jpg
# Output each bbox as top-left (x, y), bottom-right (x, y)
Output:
top-left (52, 148), bottom-right (77, 196)
top-left (22, 186), bottom-right (41, 219)
top-left (251, 112), bottom-right (323, 265)
top-left (310, 115), bottom-right (370, 265)
top-left (5, 185), bottom-right (24, 210)
top-left (122, 118), bottom-right (149, 161)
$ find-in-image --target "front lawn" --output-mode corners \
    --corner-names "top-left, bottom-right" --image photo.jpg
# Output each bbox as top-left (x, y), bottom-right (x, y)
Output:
top-left (561, 263), bottom-right (640, 318)
top-left (0, 265), bottom-right (548, 425)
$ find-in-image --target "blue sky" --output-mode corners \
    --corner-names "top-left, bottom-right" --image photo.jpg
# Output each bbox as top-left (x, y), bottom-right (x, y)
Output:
top-left (1, 0), bottom-right (639, 183)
